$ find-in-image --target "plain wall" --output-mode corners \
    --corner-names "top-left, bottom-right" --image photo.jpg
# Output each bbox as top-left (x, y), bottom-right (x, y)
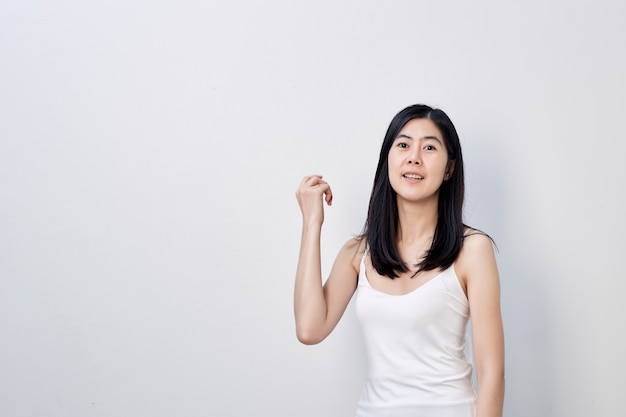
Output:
top-left (1, 1), bottom-right (624, 416)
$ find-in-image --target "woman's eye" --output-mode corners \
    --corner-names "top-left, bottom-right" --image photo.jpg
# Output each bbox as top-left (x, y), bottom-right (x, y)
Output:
top-left (398, 143), bottom-right (408, 148)
top-left (425, 145), bottom-right (435, 151)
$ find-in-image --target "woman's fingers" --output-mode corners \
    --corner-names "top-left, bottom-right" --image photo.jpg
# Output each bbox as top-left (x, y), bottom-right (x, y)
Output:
top-left (301, 175), bottom-right (324, 187)
top-left (295, 175), bottom-right (334, 225)
top-left (299, 175), bottom-right (332, 205)
top-left (319, 181), bottom-right (333, 206)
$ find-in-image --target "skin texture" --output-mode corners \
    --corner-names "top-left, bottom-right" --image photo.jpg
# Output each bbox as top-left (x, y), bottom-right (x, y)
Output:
top-left (294, 119), bottom-right (504, 417)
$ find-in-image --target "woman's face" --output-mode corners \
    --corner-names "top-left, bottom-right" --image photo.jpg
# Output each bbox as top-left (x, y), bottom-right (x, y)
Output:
top-left (387, 118), bottom-right (454, 205)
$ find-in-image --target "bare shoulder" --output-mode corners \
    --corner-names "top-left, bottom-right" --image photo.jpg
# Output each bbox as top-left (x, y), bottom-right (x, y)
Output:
top-left (335, 236), bottom-right (367, 273)
top-left (342, 235), bottom-right (366, 252)
top-left (456, 230), bottom-right (498, 288)
top-left (459, 231), bottom-right (495, 259)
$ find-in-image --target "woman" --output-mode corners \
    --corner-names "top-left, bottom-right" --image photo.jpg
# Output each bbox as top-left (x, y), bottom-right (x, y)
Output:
top-left (294, 104), bottom-right (504, 417)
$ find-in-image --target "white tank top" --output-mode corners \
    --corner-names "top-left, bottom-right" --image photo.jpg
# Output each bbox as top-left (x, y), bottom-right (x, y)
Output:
top-left (354, 252), bottom-right (477, 417)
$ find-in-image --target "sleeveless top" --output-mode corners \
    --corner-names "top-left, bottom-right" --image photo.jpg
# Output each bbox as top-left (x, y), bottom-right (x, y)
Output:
top-left (354, 252), bottom-right (477, 417)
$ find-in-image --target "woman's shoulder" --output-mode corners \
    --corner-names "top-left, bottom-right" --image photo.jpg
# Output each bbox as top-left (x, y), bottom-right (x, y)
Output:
top-left (337, 236), bottom-right (367, 271)
top-left (462, 226), bottom-right (495, 246)
top-left (339, 234), bottom-right (368, 253)
top-left (456, 227), bottom-right (497, 276)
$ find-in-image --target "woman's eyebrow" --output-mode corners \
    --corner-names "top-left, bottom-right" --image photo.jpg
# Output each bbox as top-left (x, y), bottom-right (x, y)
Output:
top-left (423, 135), bottom-right (443, 145)
top-left (395, 134), bottom-right (443, 145)
top-left (395, 133), bottom-right (413, 140)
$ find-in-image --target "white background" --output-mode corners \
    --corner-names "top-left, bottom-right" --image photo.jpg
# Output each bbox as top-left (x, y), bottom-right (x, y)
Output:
top-left (1, 1), bottom-right (624, 416)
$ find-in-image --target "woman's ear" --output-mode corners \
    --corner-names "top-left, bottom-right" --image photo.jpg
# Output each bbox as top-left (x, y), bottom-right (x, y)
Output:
top-left (444, 160), bottom-right (455, 180)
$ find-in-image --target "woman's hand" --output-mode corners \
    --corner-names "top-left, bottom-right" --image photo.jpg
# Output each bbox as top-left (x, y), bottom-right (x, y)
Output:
top-left (295, 175), bottom-right (333, 226)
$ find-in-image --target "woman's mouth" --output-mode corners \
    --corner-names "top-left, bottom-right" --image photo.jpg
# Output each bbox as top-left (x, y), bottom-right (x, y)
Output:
top-left (403, 174), bottom-right (424, 180)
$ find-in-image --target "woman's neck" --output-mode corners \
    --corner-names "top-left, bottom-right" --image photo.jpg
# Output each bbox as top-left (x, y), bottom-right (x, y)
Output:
top-left (396, 197), bottom-right (439, 247)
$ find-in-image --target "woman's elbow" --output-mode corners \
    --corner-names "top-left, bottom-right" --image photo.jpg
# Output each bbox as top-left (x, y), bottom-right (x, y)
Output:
top-left (295, 325), bottom-right (326, 345)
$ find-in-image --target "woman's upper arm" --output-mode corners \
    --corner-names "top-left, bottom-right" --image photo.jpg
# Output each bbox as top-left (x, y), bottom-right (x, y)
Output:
top-left (298, 237), bottom-right (362, 345)
top-left (459, 234), bottom-right (505, 378)
top-left (320, 238), bottom-right (363, 337)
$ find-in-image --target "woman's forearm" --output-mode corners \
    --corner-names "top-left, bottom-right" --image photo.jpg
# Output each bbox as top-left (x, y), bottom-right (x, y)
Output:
top-left (294, 222), bottom-right (328, 344)
top-left (476, 370), bottom-right (505, 417)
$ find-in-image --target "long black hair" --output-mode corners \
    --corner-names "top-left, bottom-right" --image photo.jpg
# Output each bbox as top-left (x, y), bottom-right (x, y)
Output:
top-left (363, 104), bottom-right (465, 279)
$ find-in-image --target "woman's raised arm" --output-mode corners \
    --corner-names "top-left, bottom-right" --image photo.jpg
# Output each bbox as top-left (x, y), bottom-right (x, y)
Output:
top-left (294, 175), bottom-right (360, 345)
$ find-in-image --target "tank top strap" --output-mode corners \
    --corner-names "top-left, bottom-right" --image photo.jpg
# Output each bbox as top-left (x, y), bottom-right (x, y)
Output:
top-left (357, 248), bottom-right (371, 289)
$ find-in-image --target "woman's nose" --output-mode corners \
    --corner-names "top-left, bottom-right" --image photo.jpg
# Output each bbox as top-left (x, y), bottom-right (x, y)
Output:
top-left (408, 149), bottom-right (421, 164)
